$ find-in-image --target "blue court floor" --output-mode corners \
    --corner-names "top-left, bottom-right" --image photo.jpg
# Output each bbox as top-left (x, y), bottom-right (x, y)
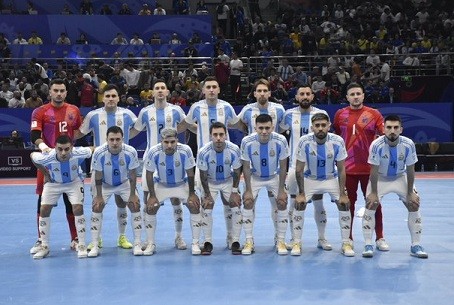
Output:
top-left (0, 173), bottom-right (453, 305)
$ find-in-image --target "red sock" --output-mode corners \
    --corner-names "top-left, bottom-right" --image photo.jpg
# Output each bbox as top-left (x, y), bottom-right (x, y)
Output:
top-left (66, 213), bottom-right (78, 240)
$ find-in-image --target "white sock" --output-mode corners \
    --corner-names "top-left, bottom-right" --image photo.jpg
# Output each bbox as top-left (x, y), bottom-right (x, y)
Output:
top-left (269, 196), bottom-right (278, 233)
top-left (338, 211), bottom-right (351, 243)
top-left (90, 212), bottom-right (103, 245)
top-left (172, 204), bottom-right (183, 237)
top-left (242, 208), bottom-right (254, 240)
top-left (276, 209), bottom-right (288, 241)
top-left (202, 208), bottom-right (213, 242)
top-left (190, 213), bottom-right (202, 245)
top-left (292, 209), bottom-right (304, 243)
top-left (223, 204), bottom-right (232, 237)
top-left (117, 207), bottom-right (127, 235)
top-left (230, 206), bottom-right (242, 242)
top-left (362, 209), bottom-right (376, 245)
top-left (288, 198), bottom-right (295, 240)
top-left (39, 216), bottom-right (50, 246)
top-left (143, 213), bottom-right (156, 245)
top-left (130, 212), bottom-right (142, 244)
top-left (313, 199), bottom-right (327, 239)
top-left (408, 211), bottom-right (422, 245)
top-left (74, 215), bottom-right (86, 246)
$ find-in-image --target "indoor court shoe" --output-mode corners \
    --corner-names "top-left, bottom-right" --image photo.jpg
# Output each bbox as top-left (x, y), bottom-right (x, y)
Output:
top-left (33, 245), bottom-right (50, 259)
top-left (133, 243), bottom-right (143, 256)
top-left (70, 238), bottom-right (79, 251)
top-left (77, 244), bottom-right (88, 258)
top-left (276, 240), bottom-right (288, 255)
top-left (201, 242), bottom-right (213, 255)
top-left (317, 239), bottom-right (333, 251)
top-left (376, 238), bottom-right (390, 251)
top-left (362, 245), bottom-right (374, 258)
top-left (143, 243), bottom-right (156, 256)
top-left (174, 236), bottom-right (187, 250)
top-left (30, 240), bottom-right (42, 254)
top-left (87, 238), bottom-right (103, 251)
top-left (117, 234), bottom-right (133, 249)
top-left (241, 241), bottom-right (255, 255)
top-left (342, 242), bottom-right (355, 257)
top-left (231, 241), bottom-right (242, 255)
top-left (191, 243), bottom-right (201, 255)
top-left (410, 245), bottom-right (428, 258)
top-left (290, 242), bottom-right (302, 256)
top-left (87, 245), bottom-right (99, 258)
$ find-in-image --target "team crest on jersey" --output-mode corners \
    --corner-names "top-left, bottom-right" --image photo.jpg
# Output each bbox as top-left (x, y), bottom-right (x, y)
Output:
top-left (117, 119), bottom-right (123, 126)
top-left (218, 108), bottom-right (224, 116)
top-left (119, 159), bottom-right (125, 166)
top-left (224, 158), bottom-right (231, 164)
top-left (68, 114), bottom-right (75, 121)
top-left (100, 120), bottom-right (107, 125)
top-left (72, 165), bottom-right (78, 171)
top-left (166, 116), bottom-right (171, 123)
top-left (270, 149), bottom-right (275, 157)
top-left (175, 161), bottom-right (181, 167)
top-left (398, 153), bottom-right (404, 161)
top-left (327, 152), bottom-right (333, 159)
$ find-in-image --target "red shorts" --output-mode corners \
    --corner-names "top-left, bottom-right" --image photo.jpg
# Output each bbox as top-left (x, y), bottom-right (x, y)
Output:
top-left (36, 170), bottom-right (44, 195)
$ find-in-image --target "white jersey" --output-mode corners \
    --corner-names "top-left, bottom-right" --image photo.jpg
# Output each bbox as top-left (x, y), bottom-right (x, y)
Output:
top-left (280, 106), bottom-right (327, 167)
top-left (296, 133), bottom-right (347, 180)
top-left (144, 143), bottom-right (195, 185)
top-left (368, 135), bottom-right (418, 177)
top-left (92, 143), bottom-right (140, 186)
top-left (197, 141), bottom-right (242, 182)
top-left (80, 107), bottom-right (137, 146)
top-left (31, 147), bottom-right (92, 183)
top-left (134, 103), bottom-right (186, 150)
top-left (238, 102), bottom-right (285, 134)
top-left (241, 132), bottom-right (289, 178)
top-left (185, 99), bottom-right (239, 149)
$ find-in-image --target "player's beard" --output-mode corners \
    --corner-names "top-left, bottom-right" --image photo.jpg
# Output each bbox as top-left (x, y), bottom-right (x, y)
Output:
top-left (315, 131), bottom-right (327, 140)
top-left (299, 100), bottom-right (311, 109)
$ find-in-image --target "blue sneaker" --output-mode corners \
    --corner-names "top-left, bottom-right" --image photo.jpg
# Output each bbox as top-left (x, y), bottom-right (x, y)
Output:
top-left (410, 245), bottom-right (428, 258)
top-left (362, 245), bottom-right (374, 258)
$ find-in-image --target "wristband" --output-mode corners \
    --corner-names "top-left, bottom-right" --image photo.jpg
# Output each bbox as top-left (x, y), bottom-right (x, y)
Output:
top-left (232, 187), bottom-right (238, 193)
top-left (38, 142), bottom-right (49, 151)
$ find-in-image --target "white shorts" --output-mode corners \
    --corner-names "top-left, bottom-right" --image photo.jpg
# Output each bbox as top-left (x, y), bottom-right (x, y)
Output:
top-left (366, 174), bottom-right (415, 202)
top-left (92, 180), bottom-right (137, 203)
top-left (201, 177), bottom-right (233, 201)
top-left (286, 167), bottom-right (298, 195)
top-left (303, 177), bottom-right (340, 202)
top-left (42, 179), bottom-right (85, 206)
top-left (155, 182), bottom-right (189, 204)
top-left (251, 175), bottom-right (280, 200)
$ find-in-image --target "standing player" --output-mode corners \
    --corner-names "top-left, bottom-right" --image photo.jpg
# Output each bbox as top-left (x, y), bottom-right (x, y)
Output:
top-left (75, 84), bottom-right (137, 250)
top-left (362, 115), bottom-right (428, 258)
top-left (30, 135), bottom-right (92, 259)
top-left (241, 114), bottom-right (289, 255)
top-left (30, 78), bottom-right (82, 254)
top-left (88, 126), bottom-right (143, 257)
top-left (293, 113), bottom-right (352, 256)
top-left (143, 128), bottom-right (202, 255)
top-left (197, 122), bottom-right (243, 255)
top-left (280, 85), bottom-right (332, 251)
top-left (131, 79), bottom-right (195, 250)
top-left (333, 82), bottom-right (388, 255)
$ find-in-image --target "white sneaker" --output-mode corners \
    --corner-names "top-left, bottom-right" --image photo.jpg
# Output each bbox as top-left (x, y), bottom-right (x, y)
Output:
top-left (174, 236), bottom-right (187, 250)
top-left (143, 243), bottom-right (156, 256)
top-left (376, 238), bottom-right (390, 251)
top-left (317, 239), bottom-right (333, 251)
top-left (70, 238), bottom-right (79, 251)
top-left (133, 243), bottom-right (143, 256)
top-left (77, 244), bottom-right (88, 258)
top-left (87, 245), bottom-right (99, 258)
top-left (191, 243), bottom-right (201, 255)
top-left (276, 240), bottom-right (288, 255)
top-left (33, 245), bottom-right (50, 259)
top-left (290, 242), bottom-right (302, 256)
top-left (241, 240), bottom-right (254, 255)
top-left (30, 240), bottom-right (42, 254)
top-left (342, 241), bottom-right (355, 257)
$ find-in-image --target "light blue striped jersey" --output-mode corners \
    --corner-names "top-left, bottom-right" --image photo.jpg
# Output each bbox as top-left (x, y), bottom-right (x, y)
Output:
top-left (197, 140), bottom-right (242, 182)
top-left (368, 135), bottom-right (418, 177)
top-left (185, 99), bottom-right (239, 149)
top-left (92, 143), bottom-right (139, 186)
top-left (238, 101), bottom-right (285, 134)
top-left (144, 143), bottom-right (195, 185)
top-left (31, 147), bottom-right (92, 183)
top-left (296, 133), bottom-right (347, 180)
top-left (240, 132), bottom-right (289, 178)
top-left (80, 107), bottom-right (137, 146)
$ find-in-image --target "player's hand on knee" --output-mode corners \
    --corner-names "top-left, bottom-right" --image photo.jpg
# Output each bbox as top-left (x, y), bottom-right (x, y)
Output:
top-left (277, 190), bottom-right (288, 208)
top-left (146, 196), bottom-right (160, 214)
top-left (229, 192), bottom-right (241, 207)
top-left (242, 190), bottom-right (254, 208)
top-left (339, 194), bottom-right (350, 210)
top-left (366, 193), bottom-right (379, 209)
top-left (202, 195), bottom-right (214, 209)
top-left (294, 193), bottom-right (306, 210)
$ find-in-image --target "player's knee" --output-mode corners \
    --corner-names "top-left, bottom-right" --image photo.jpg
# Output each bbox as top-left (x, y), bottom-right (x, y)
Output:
top-left (39, 205), bottom-right (52, 217)
top-left (115, 195), bottom-right (127, 208)
top-left (72, 204), bottom-right (83, 216)
top-left (170, 198), bottom-right (181, 205)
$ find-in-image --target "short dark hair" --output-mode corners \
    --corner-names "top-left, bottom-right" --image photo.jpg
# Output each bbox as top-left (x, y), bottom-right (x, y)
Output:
top-left (103, 84), bottom-right (120, 94)
top-left (56, 134), bottom-right (72, 145)
top-left (255, 113), bottom-right (272, 124)
top-left (107, 126), bottom-right (123, 137)
top-left (346, 82), bottom-right (364, 93)
top-left (311, 112), bottom-right (330, 123)
top-left (384, 114), bottom-right (402, 125)
top-left (210, 121), bottom-right (227, 134)
top-left (49, 78), bottom-right (66, 88)
top-left (253, 78), bottom-right (270, 91)
top-left (204, 76), bottom-right (218, 84)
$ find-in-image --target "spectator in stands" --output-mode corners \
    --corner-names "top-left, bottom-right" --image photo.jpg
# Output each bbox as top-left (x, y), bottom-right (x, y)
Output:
top-left (8, 90), bottom-right (25, 108)
top-left (311, 76), bottom-right (326, 100)
top-left (195, 1), bottom-right (208, 15)
top-left (111, 33), bottom-right (128, 45)
top-left (229, 51), bottom-right (243, 104)
top-left (118, 3), bottom-right (133, 15)
top-left (4, 130), bottom-right (24, 149)
top-left (183, 42), bottom-right (199, 58)
top-left (335, 67), bottom-right (351, 96)
top-left (217, 0), bottom-right (230, 38)
top-left (197, 62), bottom-right (211, 82)
top-left (56, 32), bottom-right (71, 45)
top-left (61, 4), bottom-right (73, 14)
top-left (277, 58), bottom-right (294, 82)
top-left (121, 62), bottom-right (140, 96)
top-left (76, 33), bottom-right (89, 45)
top-left (0, 83), bottom-right (13, 101)
top-left (130, 33), bottom-right (144, 45)
top-left (25, 89), bottom-right (43, 108)
top-left (189, 32), bottom-right (202, 44)
top-left (186, 81), bottom-right (202, 105)
top-left (271, 82), bottom-right (288, 104)
top-left (16, 81), bottom-right (31, 100)
top-left (28, 31), bottom-right (43, 45)
top-left (99, 4), bottom-right (112, 15)
top-left (80, 0), bottom-right (93, 15)
top-left (139, 83), bottom-right (153, 106)
top-left (0, 41), bottom-right (11, 64)
top-left (79, 73), bottom-right (95, 107)
top-left (138, 3), bottom-right (152, 15)
top-left (214, 58), bottom-right (230, 99)
top-left (154, 3), bottom-right (166, 15)
top-left (169, 33), bottom-right (182, 45)
top-left (292, 66), bottom-right (309, 86)
top-left (174, 0), bottom-right (189, 15)
top-left (12, 33), bottom-right (28, 45)
top-left (169, 90), bottom-right (187, 106)
top-left (0, 33), bottom-right (10, 45)
top-left (248, 0), bottom-right (262, 23)
top-left (33, 78), bottom-right (49, 101)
